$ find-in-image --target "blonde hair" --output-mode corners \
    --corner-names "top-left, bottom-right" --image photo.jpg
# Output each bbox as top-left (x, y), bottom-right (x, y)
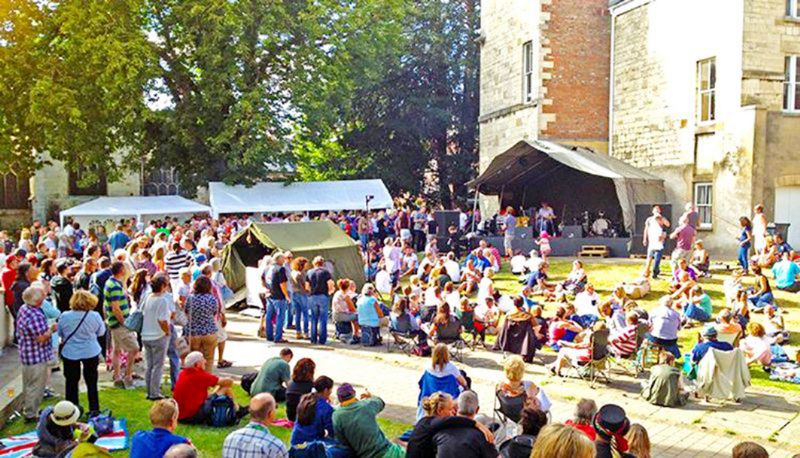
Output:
top-left (421, 392), bottom-right (453, 417)
top-left (149, 399), bottom-right (179, 428)
top-left (531, 424), bottom-right (595, 458)
top-left (70, 290), bottom-right (98, 312)
top-left (746, 321), bottom-right (766, 338)
top-left (431, 343), bottom-right (450, 371)
top-left (626, 424), bottom-right (651, 458)
top-left (503, 355), bottom-right (526, 383)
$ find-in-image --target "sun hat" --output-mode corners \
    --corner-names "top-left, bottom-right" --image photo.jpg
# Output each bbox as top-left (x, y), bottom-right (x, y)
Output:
top-left (50, 400), bottom-right (80, 426)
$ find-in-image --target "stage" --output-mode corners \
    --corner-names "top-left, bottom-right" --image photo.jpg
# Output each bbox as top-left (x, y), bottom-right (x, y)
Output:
top-left (481, 230), bottom-right (632, 258)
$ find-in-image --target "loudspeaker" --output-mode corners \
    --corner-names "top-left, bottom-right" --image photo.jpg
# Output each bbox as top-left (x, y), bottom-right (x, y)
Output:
top-left (562, 225), bottom-right (584, 239)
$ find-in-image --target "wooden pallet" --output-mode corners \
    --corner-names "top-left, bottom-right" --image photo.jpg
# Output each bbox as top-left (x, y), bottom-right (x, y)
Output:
top-left (578, 245), bottom-right (610, 258)
top-left (629, 253), bottom-right (646, 259)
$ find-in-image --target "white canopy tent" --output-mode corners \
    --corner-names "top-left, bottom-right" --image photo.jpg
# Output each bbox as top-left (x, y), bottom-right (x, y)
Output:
top-left (59, 195), bottom-right (212, 226)
top-left (209, 179), bottom-right (394, 217)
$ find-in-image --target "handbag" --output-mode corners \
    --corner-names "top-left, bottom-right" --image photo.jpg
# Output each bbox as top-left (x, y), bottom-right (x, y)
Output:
top-left (59, 311), bottom-right (90, 358)
top-left (175, 298), bottom-right (192, 358)
top-left (88, 409), bottom-right (115, 436)
top-left (124, 308), bottom-right (143, 334)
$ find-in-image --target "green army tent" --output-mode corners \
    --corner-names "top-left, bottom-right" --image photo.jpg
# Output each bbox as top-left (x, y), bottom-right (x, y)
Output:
top-left (221, 220), bottom-right (366, 299)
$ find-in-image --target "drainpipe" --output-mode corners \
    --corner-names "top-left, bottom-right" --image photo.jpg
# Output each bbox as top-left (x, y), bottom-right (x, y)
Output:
top-left (609, 6), bottom-right (616, 158)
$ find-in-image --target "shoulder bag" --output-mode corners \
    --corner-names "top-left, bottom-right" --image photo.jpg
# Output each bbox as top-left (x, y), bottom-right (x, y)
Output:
top-left (59, 311), bottom-right (90, 358)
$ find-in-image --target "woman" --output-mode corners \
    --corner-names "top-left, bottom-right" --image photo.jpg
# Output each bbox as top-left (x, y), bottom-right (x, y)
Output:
top-left (11, 262), bottom-right (36, 318)
top-left (548, 306), bottom-right (583, 349)
top-left (477, 268), bottom-right (496, 304)
top-left (407, 391), bottom-right (493, 458)
top-left (423, 303), bottom-right (459, 340)
top-left (151, 245), bottom-right (167, 272)
top-left (129, 268), bottom-right (151, 310)
top-left (530, 424), bottom-right (594, 458)
top-left (289, 257), bottom-right (310, 340)
top-left (184, 275), bottom-right (219, 372)
top-left (332, 279), bottom-right (360, 337)
top-left (626, 424), bottom-right (651, 458)
top-left (748, 265), bottom-right (774, 311)
top-left (291, 376), bottom-right (335, 446)
top-left (286, 358), bottom-right (316, 422)
top-left (752, 236), bottom-right (779, 268)
top-left (390, 296), bottom-right (423, 340)
top-left (58, 290), bottom-right (106, 416)
top-left (497, 355), bottom-right (551, 412)
top-left (561, 260), bottom-right (588, 294)
top-left (739, 322), bottom-right (772, 366)
top-left (690, 240), bottom-right (710, 277)
top-left (737, 216), bottom-right (753, 273)
top-left (141, 273), bottom-right (172, 400)
top-left (443, 282), bottom-right (460, 311)
top-left (356, 283), bottom-right (385, 345)
top-left (499, 406), bottom-right (549, 458)
top-left (548, 322), bottom-right (607, 377)
top-left (39, 259), bottom-right (56, 282)
top-left (425, 343), bottom-right (467, 388)
top-left (765, 306), bottom-right (789, 343)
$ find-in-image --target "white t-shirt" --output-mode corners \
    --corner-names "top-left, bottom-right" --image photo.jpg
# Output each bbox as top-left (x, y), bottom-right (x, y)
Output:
top-left (427, 362), bottom-right (461, 380)
top-left (510, 255), bottom-right (527, 274)
top-left (424, 288), bottom-right (440, 307)
top-left (444, 260), bottom-right (461, 283)
top-left (496, 295), bottom-right (516, 314)
top-left (574, 291), bottom-right (600, 316)
top-left (445, 291), bottom-right (461, 310)
top-left (645, 216), bottom-right (665, 251)
top-left (376, 270), bottom-right (392, 294)
top-left (141, 294), bottom-right (172, 341)
top-left (525, 256), bottom-right (543, 273)
top-left (477, 277), bottom-right (494, 303)
top-left (474, 303), bottom-right (495, 322)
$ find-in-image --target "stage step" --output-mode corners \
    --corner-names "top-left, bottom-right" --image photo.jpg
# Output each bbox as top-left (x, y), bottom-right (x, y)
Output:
top-left (578, 245), bottom-right (610, 258)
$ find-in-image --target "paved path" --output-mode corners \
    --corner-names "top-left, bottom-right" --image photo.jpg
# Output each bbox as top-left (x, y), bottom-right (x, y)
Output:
top-left (219, 315), bottom-right (799, 457)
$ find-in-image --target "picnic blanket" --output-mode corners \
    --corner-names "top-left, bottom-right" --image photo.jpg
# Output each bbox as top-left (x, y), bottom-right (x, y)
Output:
top-left (770, 362), bottom-right (800, 383)
top-left (0, 419), bottom-right (128, 458)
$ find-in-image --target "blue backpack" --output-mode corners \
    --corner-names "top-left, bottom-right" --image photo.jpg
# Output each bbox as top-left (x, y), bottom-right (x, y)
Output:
top-left (206, 394), bottom-right (237, 427)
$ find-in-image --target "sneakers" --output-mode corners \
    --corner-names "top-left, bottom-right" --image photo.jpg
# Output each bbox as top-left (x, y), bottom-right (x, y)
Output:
top-left (296, 331), bottom-right (303, 340)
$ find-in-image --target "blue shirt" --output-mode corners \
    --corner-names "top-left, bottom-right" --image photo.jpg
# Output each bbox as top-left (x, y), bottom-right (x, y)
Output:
top-left (130, 428), bottom-right (189, 458)
top-left (290, 397), bottom-right (335, 445)
top-left (691, 340), bottom-right (733, 363)
top-left (357, 296), bottom-right (381, 327)
top-left (108, 231), bottom-right (130, 252)
top-left (772, 260), bottom-right (800, 289)
top-left (738, 228), bottom-right (752, 249)
top-left (57, 311), bottom-right (106, 360)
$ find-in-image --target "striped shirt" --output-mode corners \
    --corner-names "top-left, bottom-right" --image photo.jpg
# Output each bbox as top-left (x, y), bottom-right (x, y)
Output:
top-left (608, 324), bottom-right (638, 357)
top-left (103, 277), bottom-right (130, 329)
top-left (165, 251), bottom-right (192, 279)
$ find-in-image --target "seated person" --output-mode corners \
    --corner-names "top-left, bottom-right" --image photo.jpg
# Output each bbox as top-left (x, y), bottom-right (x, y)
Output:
top-left (765, 306), bottom-right (789, 343)
top-left (391, 296), bottom-right (423, 341)
top-left (574, 284), bottom-right (600, 320)
top-left (510, 250), bottom-right (527, 275)
top-left (739, 322), bottom-right (772, 367)
top-left (175, 352), bottom-right (245, 424)
top-left (459, 259), bottom-right (482, 295)
top-left (286, 358), bottom-right (316, 422)
top-left (401, 245), bottom-right (420, 278)
top-left (560, 260), bottom-right (588, 294)
top-left (724, 269), bottom-right (745, 307)
top-left (131, 399), bottom-right (191, 458)
top-left (332, 384), bottom-right (406, 458)
top-left (407, 391), bottom-right (495, 458)
top-left (524, 263), bottom-right (554, 296)
top-left (444, 252), bottom-right (461, 283)
top-left (291, 376), bottom-right (336, 446)
top-left (33, 401), bottom-right (94, 457)
top-left (443, 282), bottom-right (461, 311)
top-left (424, 285), bottom-right (443, 308)
top-left (671, 258), bottom-right (698, 285)
top-left (548, 322), bottom-right (607, 377)
top-left (690, 326), bottom-right (734, 365)
top-left (374, 266), bottom-right (392, 295)
top-left (751, 236), bottom-right (779, 268)
top-left (774, 233), bottom-right (795, 259)
top-left (677, 285), bottom-right (712, 325)
top-left (424, 343), bottom-right (468, 389)
top-left (357, 283), bottom-right (387, 345)
top-left (748, 266), bottom-right (775, 312)
top-left (600, 287), bottom-right (630, 313)
top-left (222, 393), bottom-right (287, 458)
top-left (607, 312), bottom-right (639, 358)
top-left (566, 303), bottom-right (596, 329)
top-left (164, 443), bottom-right (198, 458)
top-left (715, 308), bottom-right (742, 338)
top-left (670, 270), bottom-right (696, 301)
top-left (646, 296), bottom-right (682, 358)
top-left (473, 296), bottom-right (500, 342)
top-left (564, 398), bottom-right (598, 441)
top-left (332, 279), bottom-right (361, 337)
top-left (640, 353), bottom-right (688, 407)
top-left (476, 268), bottom-right (497, 305)
top-left (690, 240), bottom-right (710, 277)
top-left (423, 303), bottom-right (461, 342)
top-left (499, 406), bottom-right (549, 458)
top-left (732, 290), bottom-right (751, 331)
top-left (547, 306), bottom-right (583, 349)
top-left (250, 348), bottom-right (293, 401)
top-left (530, 306), bottom-right (548, 346)
top-left (497, 355), bottom-right (551, 412)
top-left (772, 251), bottom-right (800, 292)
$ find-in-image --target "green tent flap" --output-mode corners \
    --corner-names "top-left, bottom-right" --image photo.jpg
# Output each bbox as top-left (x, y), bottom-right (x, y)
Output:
top-left (221, 221), bottom-right (366, 300)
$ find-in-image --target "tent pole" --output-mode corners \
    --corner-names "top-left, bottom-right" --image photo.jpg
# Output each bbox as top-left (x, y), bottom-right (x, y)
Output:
top-left (499, 185), bottom-right (505, 211)
top-left (471, 185), bottom-right (480, 234)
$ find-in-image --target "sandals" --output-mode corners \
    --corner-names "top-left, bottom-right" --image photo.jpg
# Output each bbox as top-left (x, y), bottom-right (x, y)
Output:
top-left (217, 360), bottom-right (233, 368)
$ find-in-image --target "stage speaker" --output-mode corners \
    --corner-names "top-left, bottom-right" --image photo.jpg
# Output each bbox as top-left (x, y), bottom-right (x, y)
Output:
top-left (562, 225), bottom-right (584, 239)
top-left (434, 210), bottom-right (460, 250)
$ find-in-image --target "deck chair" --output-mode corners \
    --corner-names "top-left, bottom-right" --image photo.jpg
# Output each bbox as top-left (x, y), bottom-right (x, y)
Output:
top-left (386, 314), bottom-right (417, 354)
top-left (608, 322), bottom-right (649, 376)
top-left (432, 318), bottom-right (467, 362)
top-left (458, 309), bottom-right (480, 349)
top-left (564, 328), bottom-right (611, 387)
top-left (417, 371), bottom-right (460, 420)
top-left (493, 390), bottom-right (525, 424)
top-left (494, 318), bottom-right (539, 364)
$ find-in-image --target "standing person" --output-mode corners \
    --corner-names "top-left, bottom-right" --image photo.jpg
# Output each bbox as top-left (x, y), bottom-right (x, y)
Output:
top-left (306, 256), bottom-right (334, 345)
top-left (737, 217), bottom-right (753, 273)
top-left (185, 275), bottom-right (219, 372)
top-left (289, 257), bottom-right (310, 340)
top-left (165, 242), bottom-right (192, 296)
top-left (357, 212), bottom-right (372, 251)
top-left (752, 205), bottom-right (768, 254)
top-left (265, 252), bottom-right (290, 344)
top-left (17, 284), bottom-right (56, 422)
top-left (73, 257), bottom-right (97, 291)
top-left (413, 207), bottom-right (428, 253)
top-left (503, 207), bottom-right (517, 259)
top-left (141, 273), bottom-right (172, 400)
top-left (89, 257), bottom-right (112, 359)
top-left (332, 384), bottom-right (405, 458)
top-left (58, 290), bottom-right (106, 416)
top-left (681, 203), bottom-right (699, 229)
top-left (108, 224), bottom-right (131, 253)
top-left (104, 261), bottom-right (140, 389)
top-left (222, 393), bottom-right (288, 458)
top-left (669, 216), bottom-right (696, 273)
top-left (50, 260), bottom-right (75, 313)
top-left (3, 255), bottom-right (19, 316)
top-left (642, 205), bottom-right (670, 280)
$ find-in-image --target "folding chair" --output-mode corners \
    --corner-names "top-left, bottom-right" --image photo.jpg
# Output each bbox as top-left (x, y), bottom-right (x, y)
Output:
top-left (608, 322), bottom-right (648, 377)
top-left (564, 328), bottom-right (611, 387)
top-left (493, 390), bottom-right (525, 424)
top-left (432, 319), bottom-right (467, 362)
top-left (458, 309), bottom-right (480, 350)
top-left (636, 338), bottom-right (665, 373)
top-left (386, 314), bottom-right (417, 354)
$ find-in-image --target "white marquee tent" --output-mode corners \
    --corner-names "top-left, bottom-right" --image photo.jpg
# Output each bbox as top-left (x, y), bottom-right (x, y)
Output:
top-left (59, 195), bottom-right (212, 226)
top-left (209, 179), bottom-right (393, 217)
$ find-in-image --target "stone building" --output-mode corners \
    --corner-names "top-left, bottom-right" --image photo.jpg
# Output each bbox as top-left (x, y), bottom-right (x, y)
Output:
top-left (610, 0), bottom-right (800, 254)
top-left (478, 0), bottom-right (611, 215)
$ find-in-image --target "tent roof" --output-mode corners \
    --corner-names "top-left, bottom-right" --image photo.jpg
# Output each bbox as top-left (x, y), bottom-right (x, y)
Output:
top-left (209, 179), bottom-right (393, 215)
top-left (60, 195), bottom-right (211, 218)
top-left (248, 220), bottom-right (359, 252)
top-left (469, 140), bottom-right (662, 193)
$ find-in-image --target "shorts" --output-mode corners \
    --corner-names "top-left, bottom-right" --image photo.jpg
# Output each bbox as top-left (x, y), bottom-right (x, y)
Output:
top-left (334, 312), bottom-right (358, 323)
top-left (671, 248), bottom-right (691, 262)
top-left (110, 326), bottom-right (139, 353)
top-left (400, 229), bottom-right (412, 241)
top-left (504, 234), bottom-right (515, 250)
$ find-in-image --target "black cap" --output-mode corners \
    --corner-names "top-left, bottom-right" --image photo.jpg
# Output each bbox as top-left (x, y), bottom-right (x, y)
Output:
top-left (593, 404), bottom-right (630, 437)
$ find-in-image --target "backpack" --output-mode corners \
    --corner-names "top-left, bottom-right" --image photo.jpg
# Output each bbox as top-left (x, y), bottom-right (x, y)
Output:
top-left (206, 394), bottom-right (238, 427)
top-left (88, 410), bottom-right (115, 436)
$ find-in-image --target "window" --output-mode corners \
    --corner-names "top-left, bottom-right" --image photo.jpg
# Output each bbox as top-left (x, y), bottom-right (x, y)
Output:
top-left (696, 58), bottom-right (716, 123)
top-left (788, 0), bottom-right (799, 18)
top-left (68, 165), bottom-right (107, 196)
top-left (144, 167), bottom-right (180, 196)
top-left (523, 41), bottom-right (534, 103)
top-left (694, 182), bottom-right (713, 229)
top-left (0, 172), bottom-right (30, 209)
top-left (784, 56), bottom-right (800, 112)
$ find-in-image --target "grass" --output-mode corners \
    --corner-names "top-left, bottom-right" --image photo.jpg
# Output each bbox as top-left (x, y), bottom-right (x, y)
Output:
top-left (0, 385), bottom-right (410, 457)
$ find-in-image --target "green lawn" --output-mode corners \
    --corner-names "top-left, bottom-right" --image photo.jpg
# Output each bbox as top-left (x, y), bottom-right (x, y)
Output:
top-left (0, 385), bottom-right (410, 457)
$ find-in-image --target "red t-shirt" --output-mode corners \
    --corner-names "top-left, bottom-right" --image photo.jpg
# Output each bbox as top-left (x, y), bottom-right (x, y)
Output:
top-left (565, 420), bottom-right (597, 441)
top-left (174, 367), bottom-right (219, 420)
top-left (1, 267), bottom-right (16, 308)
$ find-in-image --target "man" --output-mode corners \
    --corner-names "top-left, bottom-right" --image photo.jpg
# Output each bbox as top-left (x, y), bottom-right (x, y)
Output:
top-left (643, 205), bottom-right (670, 279)
top-left (525, 262), bottom-right (553, 294)
top-left (690, 326), bottom-right (733, 364)
top-left (681, 202), bottom-right (699, 229)
top-left (174, 352), bottom-right (244, 424)
top-left (108, 224), bottom-right (131, 253)
top-left (50, 259), bottom-right (74, 312)
top-left (669, 216), bottom-right (696, 273)
top-left (431, 391), bottom-right (496, 458)
top-left (265, 252), bottom-right (290, 344)
top-left (104, 261), bottom-right (139, 388)
top-left (73, 257), bottom-right (97, 291)
top-left (443, 252), bottom-right (461, 283)
top-left (165, 443), bottom-right (198, 458)
top-left (646, 295), bottom-right (681, 358)
top-left (332, 384), bottom-right (405, 458)
top-left (306, 256), bottom-right (334, 345)
top-left (772, 251), bottom-right (800, 292)
top-left (249, 348), bottom-right (293, 401)
top-left (503, 206), bottom-right (517, 258)
top-left (412, 207), bottom-right (427, 253)
top-left (165, 242), bottom-right (193, 294)
top-left (357, 212), bottom-right (372, 250)
top-left (775, 233), bottom-right (794, 258)
top-left (131, 399), bottom-right (191, 458)
top-left (222, 393), bottom-right (288, 458)
top-left (608, 312), bottom-right (639, 358)
top-left (17, 284), bottom-right (56, 422)
top-left (382, 238), bottom-right (402, 291)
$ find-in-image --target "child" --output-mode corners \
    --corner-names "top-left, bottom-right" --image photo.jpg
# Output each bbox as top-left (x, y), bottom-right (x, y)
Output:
top-left (690, 240), bottom-right (710, 277)
top-left (535, 231), bottom-right (552, 263)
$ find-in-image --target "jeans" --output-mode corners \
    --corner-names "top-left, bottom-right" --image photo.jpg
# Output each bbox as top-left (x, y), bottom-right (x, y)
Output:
top-left (359, 234), bottom-right (369, 250)
top-left (738, 246), bottom-right (750, 271)
top-left (143, 335), bottom-right (169, 398)
top-left (645, 333), bottom-right (681, 358)
top-left (648, 249), bottom-right (663, 277)
top-left (63, 355), bottom-right (100, 413)
top-left (292, 295), bottom-right (310, 334)
top-left (167, 324), bottom-right (180, 389)
top-left (266, 299), bottom-right (289, 342)
top-left (683, 304), bottom-right (710, 322)
top-left (286, 297), bottom-right (294, 329)
top-left (308, 295), bottom-right (329, 345)
top-left (748, 291), bottom-right (775, 310)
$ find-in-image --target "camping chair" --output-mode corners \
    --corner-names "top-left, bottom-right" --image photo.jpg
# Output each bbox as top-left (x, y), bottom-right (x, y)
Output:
top-left (564, 328), bottom-right (611, 387)
top-left (458, 309), bottom-right (480, 350)
top-left (494, 318), bottom-right (539, 364)
top-left (417, 371), bottom-right (460, 420)
top-left (608, 322), bottom-right (649, 377)
top-left (386, 314), bottom-right (417, 355)
top-left (717, 330), bottom-right (741, 347)
top-left (432, 319), bottom-right (467, 362)
top-left (493, 389), bottom-right (525, 424)
top-left (695, 348), bottom-right (750, 402)
top-left (636, 338), bottom-right (665, 372)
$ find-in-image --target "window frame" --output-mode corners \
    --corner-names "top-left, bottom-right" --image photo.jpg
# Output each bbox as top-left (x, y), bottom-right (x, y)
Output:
top-left (784, 55), bottom-right (799, 112)
top-left (788, 0), bottom-right (799, 18)
top-left (694, 182), bottom-right (713, 230)
top-left (522, 40), bottom-right (534, 103)
top-left (0, 172), bottom-right (30, 210)
top-left (696, 58), bottom-right (717, 124)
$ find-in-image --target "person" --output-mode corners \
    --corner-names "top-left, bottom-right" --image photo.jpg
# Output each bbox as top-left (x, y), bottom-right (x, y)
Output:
top-left (17, 284), bottom-right (57, 422)
top-left (679, 285), bottom-right (712, 324)
top-left (574, 284), bottom-right (600, 319)
top-left (74, 257), bottom-right (98, 290)
top-left (291, 376), bottom-right (335, 446)
top-left (184, 275), bottom-right (220, 372)
top-left (548, 321), bottom-right (606, 377)
top-left (690, 240), bottom-right (710, 277)
top-left (503, 207), bottom-right (517, 258)
top-left (690, 325), bottom-right (734, 364)
top-left (737, 217), bottom-right (753, 273)
top-left (286, 358), bottom-right (316, 421)
top-left (534, 232), bottom-right (551, 264)
top-left (772, 251), bottom-right (800, 292)
top-left (530, 424), bottom-right (595, 458)
top-left (174, 351), bottom-right (242, 424)
top-left (765, 306), bottom-right (789, 343)
top-left (223, 393), bottom-right (288, 458)
top-left (58, 290), bottom-right (106, 416)
top-left (499, 406), bottom-right (548, 458)
top-left (33, 400), bottom-right (94, 457)
top-left (669, 215), bottom-right (696, 272)
top-left (732, 441), bottom-right (769, 458)
top-left (108, 224), bottom-right (131, 253)
top-left (407, 391), bottom-right (495, 458)
top-left (564, 399), bottom-right (597, 440)
top-left (607, 312), bottom-right (639, 358)
top-left (716, 308), bottom-right (743, 337)
top-left (250, 348), bottom-right (293, 401)
top-left (164, 443), bottom-right (198, 458)
top-left (752, 204), bottom-right (769, 253)
top-left (739, 322), bottom-right (772, 366)
top-left (306, 256), bottom-right (335, 345)
top-left (50, 260), bottom-right (74, 312)
top-left (748, 265), bottom-right (774, 311)
top-left (141, 273), bottom-right (173, 400)
top-left (525, 263), bottom-right (554, 295)
top-left (266, 252), bottom-right (290, 344)
top-left (332, 278), bottom-right (361, 337)
top-left (593, 404), bottom-right (635, 458)
top-left (332, 383), bottom-right (405, 458)
top-left (104, 261), bottom-right (139, 388)
top-left (130, 399), bottom-right (191, 458)
top-left (646, 295), bottom-right (682, 357)
top-left (357, 283), bottom-right (386, 345)
top-left (626, 424), bottom-right (651, 458)
top-left (774, 233), bottom-right (794, 257)
top-left (423, 303), bottom-right (460, 342)
top-left (643, 205), bottom-right (669, 279)
top-left (288, 257), bottom-right (310, 340)
top-left (425, 343), bottom-right (468, 388)
top-left (2, 255), bottom-right (18, 311)
top-left (165, 242), bottom-right (193, 294)
top-left (497, 355), bottom-right (551, 412)
top-left (640, 353), bottom-right (688, 407)
top-left (11, 262), bottom-right (36, 333)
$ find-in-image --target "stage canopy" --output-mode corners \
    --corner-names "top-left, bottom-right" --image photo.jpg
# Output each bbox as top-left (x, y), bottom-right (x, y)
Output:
top-left (209, 179), bottom-right (393, 217)
top-left (59, 195), bottom-right (211, 226)
top-left (469, 140), bottom-right (666, 233)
